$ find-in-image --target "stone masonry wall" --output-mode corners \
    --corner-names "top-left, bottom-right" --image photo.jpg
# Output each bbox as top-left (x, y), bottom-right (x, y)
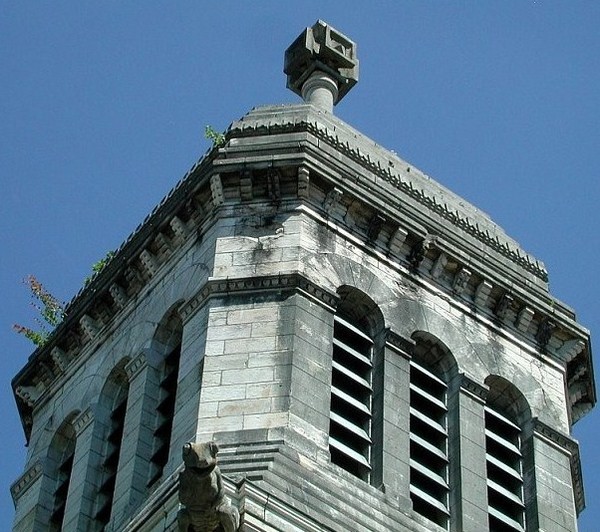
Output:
top-left (12, 199), bottom-right (581, 531)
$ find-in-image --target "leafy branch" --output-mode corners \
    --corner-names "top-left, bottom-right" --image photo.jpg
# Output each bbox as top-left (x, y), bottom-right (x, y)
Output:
top-left (14, 251), bottom-right (115, 348)
top-left (84, 250), bottom-right (115, 286)
top-left (205, 125), bottom-right (226, 148)
top-left (13, 276), bottom-right (65, 347)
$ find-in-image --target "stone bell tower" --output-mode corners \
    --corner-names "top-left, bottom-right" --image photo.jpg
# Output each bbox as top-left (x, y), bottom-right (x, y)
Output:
top-left (11, 21), bottom-right (594, 532)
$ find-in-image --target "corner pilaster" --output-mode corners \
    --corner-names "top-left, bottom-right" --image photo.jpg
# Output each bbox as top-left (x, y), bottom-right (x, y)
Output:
top-left (532, 419), bottom-right (580, 532)
top-left (110, 352), bottom-right (156, 524)
top-left (377, 330), bottom-right (413, 511)
top-left (62, 407), bottom-right (96, 531)
top-left (451, 373), bottom-right (489, 532)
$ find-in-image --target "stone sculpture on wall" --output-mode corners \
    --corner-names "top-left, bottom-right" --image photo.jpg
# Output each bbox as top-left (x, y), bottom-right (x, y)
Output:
top-left (178, 441), bottom-right (240, 532)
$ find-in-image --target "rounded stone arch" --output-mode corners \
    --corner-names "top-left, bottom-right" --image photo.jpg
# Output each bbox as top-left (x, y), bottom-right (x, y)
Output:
top-left (48, 410), bottom-right (79, 452)
top-left (390, 299), bottom-right (564, 428)
top-left (314, 253), bottom-right (481, 378)
top-left (149, 302), bottom-right (184, 363)
top-left (305, 252), bottom-right (398, 318)
top-left (336, 285), bottom-right (385, 339)
top-left (46, 410), bottom-right (79, 474)
top-left (98, 357), bottom-right (131, 412)
top-left (309, 252), bottom-right (548, 419)
top-left (411, 330), bottom-right (458, 382)
top-left (387, 298), bottom-right (484, 378)
top-left (74, 352), bottom-right (130, 413)
top-left (485, 374), bottom-right (532, 426)
top-left (41, 410), bottom-right (80, 529)
top-left (330, 284), bottom-right (387, 484)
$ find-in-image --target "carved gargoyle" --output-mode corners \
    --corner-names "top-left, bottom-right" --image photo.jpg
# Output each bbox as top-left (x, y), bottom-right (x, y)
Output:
top-left (178, 441), bottom-right (240, 532)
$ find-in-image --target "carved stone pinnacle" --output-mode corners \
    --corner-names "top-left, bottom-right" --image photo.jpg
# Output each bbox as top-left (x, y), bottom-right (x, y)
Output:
top-left (284, 20), bottom-right (359, 112)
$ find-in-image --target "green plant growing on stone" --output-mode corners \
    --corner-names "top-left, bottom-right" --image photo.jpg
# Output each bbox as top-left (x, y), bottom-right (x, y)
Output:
top-left (205, 125), bottom-right (226, 148)
top-left (13, 276), bottom-right (65, 347)
top-left (84, 250), bottom-right (115, 286)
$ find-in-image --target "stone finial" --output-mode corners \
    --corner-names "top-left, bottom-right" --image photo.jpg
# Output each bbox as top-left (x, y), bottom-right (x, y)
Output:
top-left (284, 20), bottom-right (359, 112)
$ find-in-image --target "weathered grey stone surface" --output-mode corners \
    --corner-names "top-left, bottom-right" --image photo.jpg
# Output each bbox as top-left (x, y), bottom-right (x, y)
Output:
top-left (11, 20), bottom-right (593, 532)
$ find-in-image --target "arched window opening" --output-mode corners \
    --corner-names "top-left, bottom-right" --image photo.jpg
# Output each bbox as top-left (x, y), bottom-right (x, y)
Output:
top-left (409, 333), bottom-right (456, 530)
top-left (485, 376), bottom-right (530, 532)
top-left (329, 313), bottom-right (373, 480)
top-left (329, 287), bottom-right (384, 484)
top-left (48, 419), bottom-right (76, 531)
top-left (95, 364), bottom-right (130, 527)
top-left (148, 310), bottom-right (182, 487)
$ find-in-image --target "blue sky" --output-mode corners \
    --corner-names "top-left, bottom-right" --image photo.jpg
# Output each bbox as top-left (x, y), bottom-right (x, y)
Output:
top-left (1, 2), bottom-right (599, 530)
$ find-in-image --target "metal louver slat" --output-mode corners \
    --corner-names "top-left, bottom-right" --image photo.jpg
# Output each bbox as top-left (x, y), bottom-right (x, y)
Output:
top-left (330, 412), bottom-right (371, 443)
top-left (485, 429), bottom-right (522, 456)
top-left (487, 479), bottom-right (525, 507)
top-left (410, 383), bottom-right (448, 411)
top-left (410, 361), bottom-right (447, 387)
top-left (410, 433), bottom-right (448, 461)
top-left (486, 454), bottom-right (523, 482)
top-left (488, 507), bottom-right (525, 532)
top-left (334, 316), bottom-right (374, 343)
top-left (409, 485), bottom-right (451, 516)
top-left (329, 437), bottom-right (371, 469)
top-left (332, 361), bottom-right (371, 389)
top-left (331, 386), bottom-right (371, 416)
top-left (333, 338), bottom-right (373, 367)
top-left (410, 459), bottom-right (448, 489)
top-left (485, 406), bottom-right (521, 432)
top-left (410, 407), bottom-right (447, 435)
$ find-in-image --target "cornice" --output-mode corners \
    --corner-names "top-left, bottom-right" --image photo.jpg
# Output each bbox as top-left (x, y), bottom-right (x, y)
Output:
top-left (180, 273), bottom-right (339, 322)
top-left (384, 329), bottom-right (415, 359)
top-left (10, 460), bottom-right (42, 503)
top-left (459, 373), bottom-right (489, 404)
top-left (125, 353), bottom-right (148, 381)
top-left (73, 407), bottom-right (94, 436)
top-left (224, 115), bottom-right (594, 423)
top-left (228, 108), bottom-right (548, 282)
